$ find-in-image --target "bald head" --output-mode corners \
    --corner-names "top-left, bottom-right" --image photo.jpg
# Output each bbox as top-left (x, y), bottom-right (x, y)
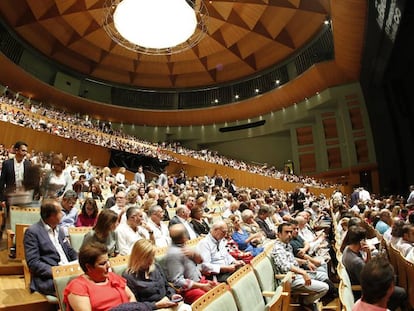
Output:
top-left (169, 224), bottom-right (188, 245)
top-left (211, 221), bottom-right (228, 240)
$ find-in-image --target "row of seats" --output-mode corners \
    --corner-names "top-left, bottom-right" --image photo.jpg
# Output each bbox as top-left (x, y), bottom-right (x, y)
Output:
top-left (385, 241), bottom-right (414, 309)
top-left (50, 249), bottom-right (291, 311)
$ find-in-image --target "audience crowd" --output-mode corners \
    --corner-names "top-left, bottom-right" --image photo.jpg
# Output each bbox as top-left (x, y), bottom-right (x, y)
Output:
top-left (0, 90), bottom-right (413, 310)
top-left (0, 92), bottom-right (335, 188)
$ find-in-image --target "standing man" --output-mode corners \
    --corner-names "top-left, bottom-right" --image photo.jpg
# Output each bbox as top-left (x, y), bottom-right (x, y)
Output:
top-left (134, 166), bottom-right (146, 186)
top-left (291, 186), bottom-right (305, 214)
top-left (0, 141), bottom-right (31, 234)
top-left (24, 199), bottom-right (78, 295)
top-left (0, 141), bottom-right (30, 202)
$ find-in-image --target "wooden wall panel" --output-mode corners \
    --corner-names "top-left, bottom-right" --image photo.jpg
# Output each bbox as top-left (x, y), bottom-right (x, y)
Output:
top-left (322, 118), bottom-right (338, 139)
top-left (0, 121), bottom-right (110, 167)
top-left (355, 139), bottom-right (369, 163)
top-left (299, 153), bottom-right (316, 173)
top-left (349, 107), bottom-right (364, 130)
top-left (296, 126), bottom-right (314, 146)
top-left (327, 147), bottom-right (342, 169)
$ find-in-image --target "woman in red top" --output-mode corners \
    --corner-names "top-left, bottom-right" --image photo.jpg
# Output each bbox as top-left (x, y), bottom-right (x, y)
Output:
top-left (64, 242), bottom-right (136, 311)
top-left (75, 198), bottom-right (99, 227)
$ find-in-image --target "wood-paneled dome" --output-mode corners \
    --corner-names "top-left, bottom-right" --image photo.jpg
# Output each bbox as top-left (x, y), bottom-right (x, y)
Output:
top-left (0, 0), bottom-right (330, 89)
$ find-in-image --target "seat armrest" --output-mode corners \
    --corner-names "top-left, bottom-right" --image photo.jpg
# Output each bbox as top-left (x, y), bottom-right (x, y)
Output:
top-left (6, 229), bottom-right (15, 249)
top-left (262, 291), bottom-right (276, 297)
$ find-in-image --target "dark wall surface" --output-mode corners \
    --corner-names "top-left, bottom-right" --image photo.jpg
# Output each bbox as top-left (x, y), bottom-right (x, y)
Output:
top-left (360, 0), bottom-right (414, 196)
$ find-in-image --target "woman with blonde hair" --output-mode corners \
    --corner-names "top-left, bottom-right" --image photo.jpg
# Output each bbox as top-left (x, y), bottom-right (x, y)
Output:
top-left (123, 239), bottom-right (190, 310)
top-left (82, 209), bottom-right (119, 257)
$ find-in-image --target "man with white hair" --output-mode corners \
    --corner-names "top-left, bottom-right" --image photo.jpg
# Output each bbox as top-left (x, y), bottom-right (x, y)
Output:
top-left (169, 205), bottom-right (198, 240)
top-left (147, 205), bottom-right (171, 247)
top-left (197, 221), bottom-right (245, 282)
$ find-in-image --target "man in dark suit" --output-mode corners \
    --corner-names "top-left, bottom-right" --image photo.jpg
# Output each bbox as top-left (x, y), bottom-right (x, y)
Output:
top-left (0, 141), bottom-right (31, 234)
top-left (24, 199), bottom-right (78, 295)
top-left (0, 141), bottom-right (31, 203)
top-left (255, 205), bottom-right (276, 239)
top-left (169, 206), bottom-right (198, 240)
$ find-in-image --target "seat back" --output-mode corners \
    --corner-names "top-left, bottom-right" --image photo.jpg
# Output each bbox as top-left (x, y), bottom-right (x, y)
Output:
top-left (166, 208), bottom-right (176, 219)
top-left (337, 262), bottom-right (355, 311)
top-left (185, 236), bottom-right (203, 249)
top-left (227, 264), bottom-right (265, 311)
top-left (278, 272), bottom-right (293, 310)
top-left (109, 255), bottom-right (129, 275)
top-left (68, 227), bottom-right (92, 252)
top-left (52, 263), bottom-right (83, 311)
top-left (155, 246), bottom-right (168, 265)
top-left (402, 257), bottom-right (414, 309)
top-left (338, 280), bottom-right (354, 311)
top-left (191, 283), bottom-right (238, 311)
top-left (10, 206), bottom-right (39, 233)
top-left (251, 252), bottom-right (277, 303)
top-left (394, 246), bottom-right (408, 290)
top-left (15, 223), bottom-right (30, 260)
top-left (386, 242), bottom-right (399, 275)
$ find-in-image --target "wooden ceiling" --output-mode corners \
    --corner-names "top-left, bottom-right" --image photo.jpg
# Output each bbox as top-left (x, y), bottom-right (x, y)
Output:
top-left (0, 0), bottom-right (367, 126)
top-left (0, 0), bottom-right (330, 88)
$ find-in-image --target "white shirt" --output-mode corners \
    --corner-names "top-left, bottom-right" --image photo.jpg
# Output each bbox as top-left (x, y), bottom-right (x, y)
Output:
top-left (43, 221), bottom-right (69, 265)
top-left (147, 218), bottom-right (171, 247)
top-left (13, 158), bottom-right (24, 188)
top-left (116, 223), bottom-right (148, 255)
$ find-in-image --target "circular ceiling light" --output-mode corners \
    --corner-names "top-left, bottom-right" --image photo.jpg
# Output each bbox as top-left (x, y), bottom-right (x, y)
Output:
top-left (103, 0), bottom-right (208, 55)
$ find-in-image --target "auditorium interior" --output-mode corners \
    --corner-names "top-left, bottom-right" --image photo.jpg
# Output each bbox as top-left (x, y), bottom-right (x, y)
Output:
top-left (0, 0), bottom-right (414, 309)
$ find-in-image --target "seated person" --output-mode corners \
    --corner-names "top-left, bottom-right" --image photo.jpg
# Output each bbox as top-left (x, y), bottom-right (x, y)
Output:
top-left (395, 224), bottom-right (414, 256)
top-left (123, 239), bottom-right (191, 310)
top-left (271, 222), bottom-right (329, 311)
top-left (342, 226), bottom-right (406, 311)
top-left (352, 256), bottom-right (396, 311)
top-left (255, 205), bottom-right (277, 239)
top-left (241, 209), bottom-right (263, 235)
top-left (164, 224), bottom-right (216, 304)
top-left (147, 205), bottom-right (171, 247)
top-left (24, 199), bottom-right (78, 295)
top-left (82, 209), bottom-right (119, 257)
top-left (197, 221), bottom-right (245, 282)
top-left (116, 207), bottom-right (154, 256)
top-left (63, 242), bottom-right (137, 311)
top-left (60, 190), bottom-right (79, 236)
top-left (190, 206), bottom-right (210, 236)
top-left (375, 209), bottom-right (392, 235)
top-left (75, 198), bottom-right (99, 227)
top-left (168, 205), bottom-right (198, 240)
top-left (228, 214), bottom-right (264, 257)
